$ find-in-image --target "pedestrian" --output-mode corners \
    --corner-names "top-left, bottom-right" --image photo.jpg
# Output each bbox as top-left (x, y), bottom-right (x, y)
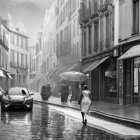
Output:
top-left (78, 85), bottom-right (92, 124)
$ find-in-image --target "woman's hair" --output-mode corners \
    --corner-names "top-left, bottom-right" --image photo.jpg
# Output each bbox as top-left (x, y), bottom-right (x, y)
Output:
top-left (82, 85), bottom-right (88, 90)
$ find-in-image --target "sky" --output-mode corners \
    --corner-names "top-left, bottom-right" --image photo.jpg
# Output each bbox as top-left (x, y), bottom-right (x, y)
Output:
top-left (0, 0), bottom-right (55, 44)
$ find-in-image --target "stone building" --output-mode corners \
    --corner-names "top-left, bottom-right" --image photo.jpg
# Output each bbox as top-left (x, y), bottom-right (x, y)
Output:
top-left (0, 17), bottom-right (10, 91)
top-left (54, 0), bottom-right (82, 100)
top-left (117, 0), bottom-right (140, 106)
top-left (7, 14), bottom-right (28, 88)
top-left (79, 0), bottom-right (116, 103)
top-left (41, 2), bottom-right (57, 92)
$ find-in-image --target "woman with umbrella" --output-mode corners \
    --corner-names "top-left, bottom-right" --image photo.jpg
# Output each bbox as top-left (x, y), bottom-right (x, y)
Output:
top-left (79, 85), bottom-right (91, 124)
top-left (60, 71), bottom-right (91, 124)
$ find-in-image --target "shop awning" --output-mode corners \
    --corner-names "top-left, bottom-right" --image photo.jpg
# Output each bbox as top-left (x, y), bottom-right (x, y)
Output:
top-left (119, 45), bottom-right (140, 60)
top-left (0, 70), bottom-right (6, 77)
top-left (57, 62), bottom-right (81, 75)
top-left (83, 56), bottom-right (109, 73)
top-left (68, 62), bottom-right (81, 72)
top-left (7, 73), bottom-right (12, 79)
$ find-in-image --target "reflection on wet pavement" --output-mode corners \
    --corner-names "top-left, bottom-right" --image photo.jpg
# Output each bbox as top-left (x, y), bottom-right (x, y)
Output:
top-left (0, 103), bottom-right (137, 140)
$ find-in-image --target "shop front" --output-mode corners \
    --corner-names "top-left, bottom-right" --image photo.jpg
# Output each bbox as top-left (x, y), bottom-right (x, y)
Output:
top-left (118, 44), bottom-right (140, 106)
top-left (82, 53), bottom-right (118, 103)
top-left (52, 62), bottom-right (81, 101)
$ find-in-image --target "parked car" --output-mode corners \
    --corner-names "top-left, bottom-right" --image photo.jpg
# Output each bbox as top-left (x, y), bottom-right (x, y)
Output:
top-left (1, 87), bottom-right (34, 111)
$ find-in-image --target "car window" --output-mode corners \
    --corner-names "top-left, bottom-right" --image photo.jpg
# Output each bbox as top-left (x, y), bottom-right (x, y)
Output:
top-left (8, 88), bottom-right (29, 95)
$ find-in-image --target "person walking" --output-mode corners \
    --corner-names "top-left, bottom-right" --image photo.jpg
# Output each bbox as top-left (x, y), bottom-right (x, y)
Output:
top-left (78, 85), bottom-right (92, 124)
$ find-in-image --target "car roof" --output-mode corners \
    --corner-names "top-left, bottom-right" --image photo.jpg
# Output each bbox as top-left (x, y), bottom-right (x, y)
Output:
top-left (9, 87), bottom-right (27, 90)
top-left (8, 87), bottom-right (29, 95)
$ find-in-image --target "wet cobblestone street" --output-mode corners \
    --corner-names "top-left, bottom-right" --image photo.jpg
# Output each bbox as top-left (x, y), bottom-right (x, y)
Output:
top-left (0, 103), bottom-right (138, 140)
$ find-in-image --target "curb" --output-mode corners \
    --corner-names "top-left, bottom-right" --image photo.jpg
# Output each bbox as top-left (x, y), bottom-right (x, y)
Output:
top-left (34, 100), bottom-right (140, 127)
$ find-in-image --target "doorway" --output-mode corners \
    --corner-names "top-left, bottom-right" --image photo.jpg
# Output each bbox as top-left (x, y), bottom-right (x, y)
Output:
top-left (124, 58), bottom-right (140, 105)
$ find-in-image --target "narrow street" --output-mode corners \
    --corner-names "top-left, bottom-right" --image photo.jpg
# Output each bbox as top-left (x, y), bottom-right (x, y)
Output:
top-left (0, 102), bottom-right (140, 140)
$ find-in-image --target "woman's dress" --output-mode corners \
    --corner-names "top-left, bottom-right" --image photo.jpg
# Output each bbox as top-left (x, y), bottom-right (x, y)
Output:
top-left (81, 90), bottom-right (91, 113)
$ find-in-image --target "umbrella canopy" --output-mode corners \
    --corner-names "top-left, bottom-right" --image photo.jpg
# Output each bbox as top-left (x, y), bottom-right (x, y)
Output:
top-left (59, 71), bottom-right (88, 82)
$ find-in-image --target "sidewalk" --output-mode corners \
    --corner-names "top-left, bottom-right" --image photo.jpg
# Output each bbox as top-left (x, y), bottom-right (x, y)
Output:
top-left (33, 93), bottom-right (140, 126)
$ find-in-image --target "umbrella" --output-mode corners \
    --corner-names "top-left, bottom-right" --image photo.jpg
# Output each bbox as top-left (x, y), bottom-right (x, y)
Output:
top-left (59, 71), bottom-right (88, 82)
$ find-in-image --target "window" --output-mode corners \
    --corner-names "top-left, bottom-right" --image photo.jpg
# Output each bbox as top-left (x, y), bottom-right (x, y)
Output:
top-left (23, 76), bottom-right (26, 84)
top-left (105, 59), bottom-right (117, 98)
top-left (133, 57), bottom-right (140, 104)
top-left (94, 21), bottom-right (99, 52)
top-left (14, 35), bottom-right (17, 45)
top-left (106, 14), bottom-right (110, 48)
top-left (17, 36), bottom-right (19, 46)
top-left (73, 20), bottom-right (75, 37)
top-left (88, 25), bottom-right (92, 54)
top-left (14, 51), bottom-right (17, 66)
top-left (5, 55), bottom-right (7, 69)
top-left (26, 55), bottom-right (27, 67)
top-left (133, 0), bottom-right (139, 34)
top-left (134, 67), bottom-right (138, 93)
top-left (100, 17), bottom-right (103, 51)
top-left (0, 49), bottom-right (1, 67)
top-left (17, 52), bottom-right (19, 66)
top-left (19, 53), bottom-right (21, 66)
top-left (83, 29), bottom-right (87, 56)
top-left (25, 39), bottom-right (28, 50)
top-left (2, 52), bottom-right (4, 67)
top-left (21, 38), bottom-right (23, 48)
top-left (10, 49), bottom-right (14, 63)
top-left (21, 54), bottom-right (24, 67)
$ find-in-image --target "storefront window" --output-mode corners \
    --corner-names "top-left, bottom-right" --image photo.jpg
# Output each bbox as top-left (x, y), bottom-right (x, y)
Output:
top-left (134, 67), bottom-right (138, 93)
top-left (105, 61), bottom-right (117, 98)
top-left (133, 57), bottom-right (140, 104)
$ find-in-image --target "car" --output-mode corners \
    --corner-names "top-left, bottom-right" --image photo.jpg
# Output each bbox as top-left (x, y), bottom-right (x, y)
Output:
top-left (1, 87), bottom-right (34, 111)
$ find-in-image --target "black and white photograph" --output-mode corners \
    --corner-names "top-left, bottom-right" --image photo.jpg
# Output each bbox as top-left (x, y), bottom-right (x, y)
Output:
top-left (0, 0), bottom-right (140, 139)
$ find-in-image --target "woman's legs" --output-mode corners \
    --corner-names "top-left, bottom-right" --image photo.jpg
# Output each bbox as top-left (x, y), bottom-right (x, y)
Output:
top-left (81, 112), bottom-right (87, 124)
top-left (81, 112), bottom-right (85, 123)
top-left (84, 113), bottom-right (87, 124)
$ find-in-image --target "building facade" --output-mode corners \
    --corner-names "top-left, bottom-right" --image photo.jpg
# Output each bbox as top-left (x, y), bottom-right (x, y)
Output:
top-left (0, 17), bottom-right (10, 91)
top-left (35, 32), bottom-right (43, 92)
top-left (27, 45), bottom-right (36, 91)
top-left (41, 3), bottom-right (57, 92)
top-left (56, 0), bottom-right (81, 68)
top-left (80, 0), bottom-right (116, 103)
top-left (54, 0), bottom-right (81, 99)
top-left (7, 15), bottom-right (28, 88)
top-left (117, 0), bottom-right (140, 106)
